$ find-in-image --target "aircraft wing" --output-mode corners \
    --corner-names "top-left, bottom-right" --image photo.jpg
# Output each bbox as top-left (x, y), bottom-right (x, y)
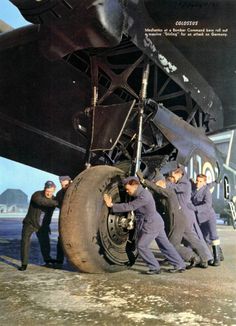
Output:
top-left (0, 0), bottom-right (235, 175)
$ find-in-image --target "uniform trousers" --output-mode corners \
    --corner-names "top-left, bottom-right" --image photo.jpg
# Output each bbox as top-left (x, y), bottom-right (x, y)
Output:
top-left (169, 214), bottom-right (212, 262)
top-left (137, 228), bottom-right (185, 271)
top-left (56, 236), bottom-right (64, 262)
top-left (199, 217), bottom-right (219, 244)
top-left (184, 211), bottom-right (213, 261)
top-left (21, 223), bottom-right (51, 265)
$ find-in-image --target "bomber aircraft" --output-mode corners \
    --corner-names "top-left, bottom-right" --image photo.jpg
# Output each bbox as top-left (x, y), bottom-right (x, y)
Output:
top-left (0, 0), bottom-right (236, 272)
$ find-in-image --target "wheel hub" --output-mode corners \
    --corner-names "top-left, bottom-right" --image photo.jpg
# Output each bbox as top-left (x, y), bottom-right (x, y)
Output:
top-left (107, 214), bottom-right (129, 246)
top-left (98, 176), bottom-right (137, 265)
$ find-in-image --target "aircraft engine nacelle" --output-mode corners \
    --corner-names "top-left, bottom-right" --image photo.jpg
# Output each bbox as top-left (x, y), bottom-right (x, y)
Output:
top-left (10, 0), bottom-right (125, 60)
top-left (149, 100), bottom-right (223, 181)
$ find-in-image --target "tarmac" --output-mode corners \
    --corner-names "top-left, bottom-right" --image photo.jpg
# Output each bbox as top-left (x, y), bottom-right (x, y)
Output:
top-left (0, 218), bottom-right (236, 326)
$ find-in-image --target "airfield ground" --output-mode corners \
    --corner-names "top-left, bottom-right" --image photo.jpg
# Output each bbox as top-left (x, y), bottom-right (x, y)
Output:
top-left (0, 218), bottom-right (236, 326)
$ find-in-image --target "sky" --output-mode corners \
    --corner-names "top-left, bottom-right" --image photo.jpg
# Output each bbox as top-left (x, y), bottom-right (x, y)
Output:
top-left (0, 0), bottom-right (29, 28)
top-left (0, 1), bottom-right (60, 199)
top-left (0, 157), bottom-right (60, 199)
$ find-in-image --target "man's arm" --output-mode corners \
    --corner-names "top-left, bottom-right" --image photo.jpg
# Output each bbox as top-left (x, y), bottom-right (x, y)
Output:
top-left (194, 188), bottom-right (213, 214)
top-left (55, 189), bottom-right (64, 209)
top-left (136, 170), bottom-right (169, 197)
top-left (32, 192), bottom-right (58, 208)
top-left (112, 196), bottom-right (147, 213)
top-left (104, 187), bottom-right (149, 213)
top-left (144, 180), bottom-right (169, 198)
top-left (168, 180), bottom-right (186, 194)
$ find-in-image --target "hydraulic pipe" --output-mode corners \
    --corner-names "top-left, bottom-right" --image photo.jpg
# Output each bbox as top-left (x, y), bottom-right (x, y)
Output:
top-left (134, 61), bottom-right (150, 173)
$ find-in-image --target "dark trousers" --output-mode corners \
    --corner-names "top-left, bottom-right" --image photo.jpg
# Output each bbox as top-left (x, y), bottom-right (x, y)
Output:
top-left (200, 217), bottom-right (219, 244)
top-left (21, 223), bottom-right (51, 265)
top-left (182, 208), bottom-right (213, 261)
top-left (169, 216), bottom-right (212, 262)
top-left (21, 223), bottom-right (35, 265)
top-left (168, 214), bottom-right (195, 261)
top-left (137, 227), bottom-right (185, 271)
top-left (193, 219), bottom-right (213, 260)
top-left (56, 236), bottom-right (64, 262)
top-left (36, 225), bottom-right (51, 262)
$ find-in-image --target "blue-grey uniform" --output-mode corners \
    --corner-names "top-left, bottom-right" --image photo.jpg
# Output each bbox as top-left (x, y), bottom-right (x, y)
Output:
top-left (169, 173), bottom-right (213, 261)
top-left (191, 184), bottom-right (219, 244)
top-left (112, 185), bottom-right (185, 272)
top-left (145, 180), bottom-right (212, 263)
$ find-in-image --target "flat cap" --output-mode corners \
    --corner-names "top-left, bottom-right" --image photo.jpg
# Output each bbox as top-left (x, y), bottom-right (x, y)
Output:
top-left (160, 161), bottom-right (178, 174)
top-left (59, 175), bottom-right (71, 182)
top-left (153, 172), bottom-right (165, 183)
top-left (122, 176), bottom-right (140, 185)
top-left (44, 180), bottom-right (56, 189)
top-left (160, 161), bottom-right (186, 174)
top-left (171, 163), bottom-right (185, 174)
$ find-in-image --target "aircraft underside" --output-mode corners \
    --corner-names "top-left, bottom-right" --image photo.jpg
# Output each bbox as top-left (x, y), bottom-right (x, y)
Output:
top-left (0, 0), bottom-right (235, 272)
top-left (0, 26), bottom-right (223, 176)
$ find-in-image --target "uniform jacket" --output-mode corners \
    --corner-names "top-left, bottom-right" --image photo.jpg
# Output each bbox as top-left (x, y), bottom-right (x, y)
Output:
top-left (145, 180), bottom-right (184, 235)
top-left (112, 185), bottom-right (164, 234)
top-left (23, 191), bottom-right (58, 229)
top-left (168, 173), bottom-right (196, 225)
top-left (191, 185), bottom-right (216, 224)
top-left (170, 174), bottom-right (192, 207)
top-left (56, 188), bottom-right (66, 209)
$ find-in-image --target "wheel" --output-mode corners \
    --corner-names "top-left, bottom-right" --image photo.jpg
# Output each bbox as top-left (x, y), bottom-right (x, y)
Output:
top-left (60, 165), bottom-right (137, 273)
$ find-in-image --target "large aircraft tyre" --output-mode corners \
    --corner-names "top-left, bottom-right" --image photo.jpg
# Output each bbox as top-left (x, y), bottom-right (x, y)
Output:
top-left (60, 165), bottom-right (137, 273)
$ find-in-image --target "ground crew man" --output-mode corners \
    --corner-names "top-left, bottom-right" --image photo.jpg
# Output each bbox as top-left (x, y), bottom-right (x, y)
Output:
top-left (104, 176), bottom-right (186, 274)
top-left (170, 167), bottom-right (213, 264)
top-left (18, 181), bottom-right (58, 271)
top-left (139, 172), bottom-right (211, 268)
top-left (55, 175), bottom-right (72, 265)
top-left (190, 174), bottom-right (222, 266)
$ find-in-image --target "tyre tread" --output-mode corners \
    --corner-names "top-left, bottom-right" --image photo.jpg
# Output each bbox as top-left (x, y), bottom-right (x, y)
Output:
top-left (60, 166), bottom-right (128, 273)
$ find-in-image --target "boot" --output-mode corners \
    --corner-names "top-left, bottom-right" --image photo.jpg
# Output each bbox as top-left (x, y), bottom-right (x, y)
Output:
top-left (218, 246), bottom-right (224, 261)
top-left (199, 261), bottom-right (208, 268)
top-left (211, 245), bottom-right (220, 266)
top-left (44, 259), bottom-right (57, 267)
top-left (18, 264), bottom-right (27, 271)
top-left (186, 255), bottom-right (201, 270)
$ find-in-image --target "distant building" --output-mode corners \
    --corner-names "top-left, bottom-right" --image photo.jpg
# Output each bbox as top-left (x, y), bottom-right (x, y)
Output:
top-left (0, 204), bottom-right (7, 213)
top-left (0, 189), bottom-right (28, 213)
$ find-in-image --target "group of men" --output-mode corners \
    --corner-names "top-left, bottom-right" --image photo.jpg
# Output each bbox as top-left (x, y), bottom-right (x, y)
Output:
top-left (104, 165), bottom-right (222, 274)
top-left (19, 163), bottom-right (222, 275)
top-left (18, 176), bottom-right (72, 271)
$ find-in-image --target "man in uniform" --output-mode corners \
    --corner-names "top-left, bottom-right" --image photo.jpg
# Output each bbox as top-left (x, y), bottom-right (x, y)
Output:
top-left (139, 172), bottom-right (211, 268)
top-left (170, 167), bottom-right (213, 264)
top-left (104, 176), bottom-right (186, 274)
top-left (19, 181), bottom-right (58, 271)
top-left (190, 174), bottom-right (222, 266)
top-left (55, 175), bottom-right (72, 265)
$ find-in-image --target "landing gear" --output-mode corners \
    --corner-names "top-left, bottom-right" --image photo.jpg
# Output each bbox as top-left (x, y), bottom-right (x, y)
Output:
top-left (60, 166), bottom-right (137, 273)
